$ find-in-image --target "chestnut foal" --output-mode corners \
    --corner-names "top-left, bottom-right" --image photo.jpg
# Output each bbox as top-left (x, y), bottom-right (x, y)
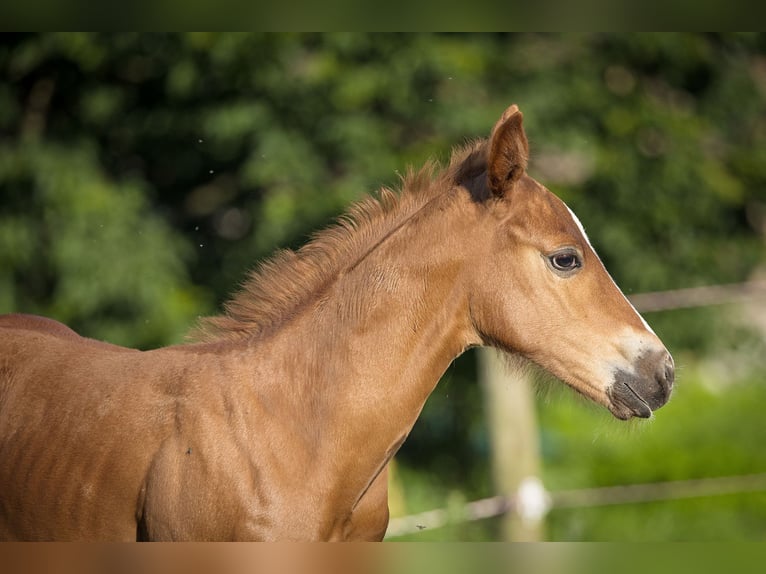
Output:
top-left (0, 105), bottom-right (673, 540)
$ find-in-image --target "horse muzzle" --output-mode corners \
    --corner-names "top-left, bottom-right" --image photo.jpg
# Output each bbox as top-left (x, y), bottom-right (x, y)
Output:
top-left (607, 350), bottom-right (675, 420)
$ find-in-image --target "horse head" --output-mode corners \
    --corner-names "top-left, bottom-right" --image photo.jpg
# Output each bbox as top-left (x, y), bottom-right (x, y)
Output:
top-left (465, 105), bottom-right (674, 419)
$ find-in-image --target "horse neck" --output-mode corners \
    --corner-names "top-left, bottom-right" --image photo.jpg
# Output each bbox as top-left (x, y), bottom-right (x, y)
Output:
top-left (262, 188), bottom-right (483, 482)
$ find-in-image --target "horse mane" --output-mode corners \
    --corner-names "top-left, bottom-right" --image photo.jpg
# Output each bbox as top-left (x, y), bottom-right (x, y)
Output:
top-left (192, 139), bottom-right (489, 342)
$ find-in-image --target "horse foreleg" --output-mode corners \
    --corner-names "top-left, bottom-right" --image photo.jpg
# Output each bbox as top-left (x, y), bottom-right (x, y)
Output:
top-left (341, 465), bottom-right (390, 541)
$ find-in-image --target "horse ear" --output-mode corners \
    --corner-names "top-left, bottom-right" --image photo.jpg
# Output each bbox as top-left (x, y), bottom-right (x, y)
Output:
top-left (487, 104), bottom-right (529, 197)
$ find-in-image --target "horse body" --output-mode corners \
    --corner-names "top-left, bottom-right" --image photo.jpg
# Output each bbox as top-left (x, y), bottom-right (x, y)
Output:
top-left (0, 105), bottom-right (674, 540)
top-left (0, 318), bottom-right (396, 540)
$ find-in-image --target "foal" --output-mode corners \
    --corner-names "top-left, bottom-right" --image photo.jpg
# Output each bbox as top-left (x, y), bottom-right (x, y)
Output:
top-left (0, 104), bottom-right (673, 540)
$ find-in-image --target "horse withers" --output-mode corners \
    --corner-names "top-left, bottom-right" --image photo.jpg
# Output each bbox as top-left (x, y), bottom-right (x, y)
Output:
top-left (0, 104), bottom-right (673, 540)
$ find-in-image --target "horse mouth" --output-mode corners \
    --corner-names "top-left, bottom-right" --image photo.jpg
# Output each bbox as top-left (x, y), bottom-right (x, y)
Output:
top-left (606, 370), bottom-right (671, 420)
top-left (607, 381), bottom-right (653, 420)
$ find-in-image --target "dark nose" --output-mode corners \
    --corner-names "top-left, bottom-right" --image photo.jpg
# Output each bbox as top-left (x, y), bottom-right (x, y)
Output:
top-left (608, 350), bottom-right (675, 419)
top-left (638, 350), bottom-right (675, 411)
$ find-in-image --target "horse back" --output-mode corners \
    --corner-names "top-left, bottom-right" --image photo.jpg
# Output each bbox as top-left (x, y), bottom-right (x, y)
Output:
top-left (0, 313), bottom-right (139, 351)
top-left (0, 313), bottom-right (76, 333)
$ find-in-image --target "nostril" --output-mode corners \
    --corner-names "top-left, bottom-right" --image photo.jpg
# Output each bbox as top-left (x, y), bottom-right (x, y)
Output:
top-left (661, 353), bottom-right (675, 392)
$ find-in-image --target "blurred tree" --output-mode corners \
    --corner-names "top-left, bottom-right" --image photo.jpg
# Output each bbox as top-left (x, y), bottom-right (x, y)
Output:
top-left (0, 141), bottom-right (201, 348)
top-left (4, 34), bottom-right (763, 321)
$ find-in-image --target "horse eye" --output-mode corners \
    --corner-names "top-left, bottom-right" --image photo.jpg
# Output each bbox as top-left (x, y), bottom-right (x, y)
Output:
top-left (549, 252), bottom-right (581, 272)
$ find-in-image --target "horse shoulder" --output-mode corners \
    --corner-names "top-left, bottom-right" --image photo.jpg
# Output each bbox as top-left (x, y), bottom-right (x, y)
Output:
top-left (0, 321), bottom-right (178, 540)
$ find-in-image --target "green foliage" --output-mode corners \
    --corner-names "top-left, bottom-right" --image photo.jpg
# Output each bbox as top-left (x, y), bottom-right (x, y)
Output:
top-left (0, 142), bottom-right (202, 347)
top-left (3, 34), bottom-right (763, 327)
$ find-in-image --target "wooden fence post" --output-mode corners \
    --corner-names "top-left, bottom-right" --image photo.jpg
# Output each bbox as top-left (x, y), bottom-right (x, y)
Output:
top-left (477, 348), bottom-right (545, 541)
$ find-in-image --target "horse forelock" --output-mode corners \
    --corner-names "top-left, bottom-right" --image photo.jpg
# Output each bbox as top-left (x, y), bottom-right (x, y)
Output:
top-left (191, 140), bottom-right (490, 343)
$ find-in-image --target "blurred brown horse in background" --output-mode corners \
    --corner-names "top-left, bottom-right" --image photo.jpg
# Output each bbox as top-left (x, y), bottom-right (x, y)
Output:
top-left (0, 104), bottom-right (674, 540)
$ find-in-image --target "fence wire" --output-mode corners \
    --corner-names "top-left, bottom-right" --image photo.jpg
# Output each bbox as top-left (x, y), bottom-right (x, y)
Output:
top-left (385, 473), bottom-right (766, 538)
top-left (628, 280), bottom-right (766, 312)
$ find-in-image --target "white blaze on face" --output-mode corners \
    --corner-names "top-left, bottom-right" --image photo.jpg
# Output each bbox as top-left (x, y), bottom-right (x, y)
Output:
top-left (565, 204), bottom-right (592, 247)
top-left (565, 204), bottom-right (656, 336)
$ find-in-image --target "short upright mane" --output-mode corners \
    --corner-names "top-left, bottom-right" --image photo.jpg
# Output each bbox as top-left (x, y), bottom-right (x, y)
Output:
top-left (194, 139), bottom-right (488, 342)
